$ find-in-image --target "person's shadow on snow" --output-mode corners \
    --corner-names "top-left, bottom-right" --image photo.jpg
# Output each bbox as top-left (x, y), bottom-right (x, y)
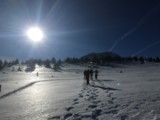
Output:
top-left (91, 79), bottom-right (120, 91)
top-left (91, 84), bottom-right (120, 91)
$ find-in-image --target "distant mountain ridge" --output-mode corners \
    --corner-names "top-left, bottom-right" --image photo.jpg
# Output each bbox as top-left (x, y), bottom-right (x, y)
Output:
top-left (80, 52), bottom-right (120, 59)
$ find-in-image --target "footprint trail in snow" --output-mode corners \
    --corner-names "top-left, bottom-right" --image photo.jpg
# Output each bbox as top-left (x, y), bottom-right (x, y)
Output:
top-left (48, 79), bottom-right (120, 120)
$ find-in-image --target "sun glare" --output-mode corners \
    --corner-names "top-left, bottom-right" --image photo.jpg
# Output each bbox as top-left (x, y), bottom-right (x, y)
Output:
top-left (26, 27), bottom-right (44, 42)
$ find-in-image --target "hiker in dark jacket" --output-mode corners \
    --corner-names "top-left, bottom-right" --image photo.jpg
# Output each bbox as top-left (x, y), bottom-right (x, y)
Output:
top-left (86, 69), bottom-right (90, 85)
top-left (89, 69), bottom-right (93, 80)
top-left (95, 69), bottom-right (99, 79)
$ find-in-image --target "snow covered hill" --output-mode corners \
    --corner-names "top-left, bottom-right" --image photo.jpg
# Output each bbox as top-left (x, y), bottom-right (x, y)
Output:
top-left (0, 63), bottom-right (160, 120)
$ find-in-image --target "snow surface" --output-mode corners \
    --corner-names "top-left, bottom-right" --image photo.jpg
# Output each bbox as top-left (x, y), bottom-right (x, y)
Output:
top-left (0, 63), bottom-right (160, 120)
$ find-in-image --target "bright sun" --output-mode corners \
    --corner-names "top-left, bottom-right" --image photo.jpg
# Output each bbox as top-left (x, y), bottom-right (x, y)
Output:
top-left (26, 27), bottom-right (44, 42)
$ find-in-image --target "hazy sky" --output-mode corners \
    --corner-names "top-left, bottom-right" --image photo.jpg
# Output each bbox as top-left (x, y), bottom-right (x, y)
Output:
top-left (0, 0), bottom-right (160, 60)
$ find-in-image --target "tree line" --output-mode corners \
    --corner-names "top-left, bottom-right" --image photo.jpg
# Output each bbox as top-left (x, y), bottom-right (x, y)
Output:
top-left (1, 56), bottom-right (160, 70)
top-left (0, 59), bottom-right (19, 70)
top-left (0, 57), bottom-right (62, 71)
top-left (64, 56), bottom-right (160, 65)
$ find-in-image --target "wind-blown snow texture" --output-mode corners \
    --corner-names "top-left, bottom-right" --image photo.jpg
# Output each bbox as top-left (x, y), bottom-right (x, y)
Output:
top-left (0, 63), bottom-right (160, 120)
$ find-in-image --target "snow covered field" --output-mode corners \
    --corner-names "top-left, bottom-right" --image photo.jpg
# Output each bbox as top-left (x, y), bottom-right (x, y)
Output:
top-left (0, 63), bottom-right (160, 120)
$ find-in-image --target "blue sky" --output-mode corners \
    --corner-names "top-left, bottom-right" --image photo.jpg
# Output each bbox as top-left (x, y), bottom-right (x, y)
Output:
top-left (0, 0), bottom-right (160, 60)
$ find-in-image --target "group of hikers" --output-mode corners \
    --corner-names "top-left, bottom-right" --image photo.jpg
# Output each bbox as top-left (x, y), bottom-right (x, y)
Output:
top-left (83, 69), bottom-right (98, 85)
